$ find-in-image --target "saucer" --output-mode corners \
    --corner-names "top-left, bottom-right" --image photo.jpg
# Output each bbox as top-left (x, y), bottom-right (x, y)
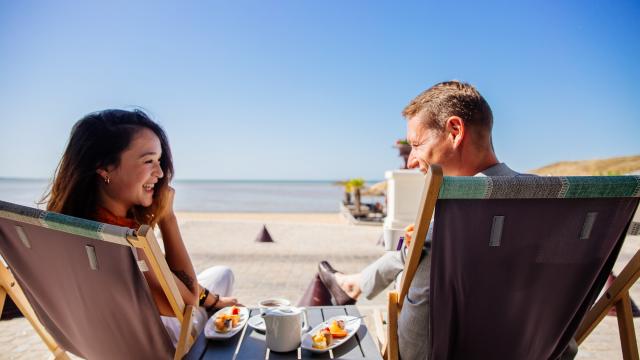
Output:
top-left (247, 314), bottom-right (266, 332)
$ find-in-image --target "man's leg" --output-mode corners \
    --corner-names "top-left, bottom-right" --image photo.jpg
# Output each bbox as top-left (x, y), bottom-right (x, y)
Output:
top-left (319, 251), bottom-right (405, 303)
top-left (358, 251), bottom-right (404, 300)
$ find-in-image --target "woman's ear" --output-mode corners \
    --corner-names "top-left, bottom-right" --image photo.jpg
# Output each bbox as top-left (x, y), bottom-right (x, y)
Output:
top-left (96, 168), bottom-right (109, 182)
top-left (445, 116), bottom-right (465, 148)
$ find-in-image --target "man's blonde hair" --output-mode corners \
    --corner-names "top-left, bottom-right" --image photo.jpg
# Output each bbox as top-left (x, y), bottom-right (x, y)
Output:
top-left (403, 81), bottom-right (493, 137)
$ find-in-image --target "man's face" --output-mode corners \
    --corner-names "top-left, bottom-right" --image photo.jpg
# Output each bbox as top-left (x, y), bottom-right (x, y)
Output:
top-left (406, 115), bottom-right (455, 174)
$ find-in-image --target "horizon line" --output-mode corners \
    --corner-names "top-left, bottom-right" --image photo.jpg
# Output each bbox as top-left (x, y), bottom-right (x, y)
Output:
top-left (0, 177), bottom-right (387, 183)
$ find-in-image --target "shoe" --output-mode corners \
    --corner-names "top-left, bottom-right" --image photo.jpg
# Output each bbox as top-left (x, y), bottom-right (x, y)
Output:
top-left (317, 261), bottom-right (356, 305)
top-left (320, 260), bottom-right (339, 274)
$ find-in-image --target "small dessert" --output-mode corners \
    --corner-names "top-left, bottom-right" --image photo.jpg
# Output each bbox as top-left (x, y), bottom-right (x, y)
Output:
top-left (214, 315), bottom-right (233, 333)
top-left (329, 319), bottom-right (348, 338)
top-left (312, 333), bottom-right (327, 349)
top-left (229, 314), bottom-right (240, 327)
top-left (321, 327), bottom-right (333, 346)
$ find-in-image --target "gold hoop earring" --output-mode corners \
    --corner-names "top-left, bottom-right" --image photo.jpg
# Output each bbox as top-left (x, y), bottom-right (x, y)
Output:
top-left (104, 176), bottom-right (111, 184)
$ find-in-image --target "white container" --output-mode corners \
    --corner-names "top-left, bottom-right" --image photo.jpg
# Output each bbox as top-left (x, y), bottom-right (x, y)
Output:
top-left (262, 307), bottom-right (308, 352)
top-left (383, 169), bottom-right (425, 250)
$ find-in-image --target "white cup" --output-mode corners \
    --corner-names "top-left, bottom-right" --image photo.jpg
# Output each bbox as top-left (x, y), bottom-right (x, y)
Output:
top-left (258, 298), bottom-right (291, 314)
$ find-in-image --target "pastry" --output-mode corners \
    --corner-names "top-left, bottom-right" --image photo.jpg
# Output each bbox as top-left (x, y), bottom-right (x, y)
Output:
top-left (312, 333), bottom-right (327, 349)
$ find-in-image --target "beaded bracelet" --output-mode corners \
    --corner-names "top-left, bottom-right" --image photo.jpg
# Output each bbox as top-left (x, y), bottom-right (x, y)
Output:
top-left (205, 293), bottom-right (220, 311)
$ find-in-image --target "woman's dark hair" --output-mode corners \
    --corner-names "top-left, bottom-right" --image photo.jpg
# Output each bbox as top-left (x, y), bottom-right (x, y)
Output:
top-left (44, 109), bottom-right (174, 225)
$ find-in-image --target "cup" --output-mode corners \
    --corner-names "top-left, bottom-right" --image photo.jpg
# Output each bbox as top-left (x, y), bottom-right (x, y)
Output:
top-left (262, 306), bottom-right (308, 352)
top-left (258, 298), bottom-right (291, 314)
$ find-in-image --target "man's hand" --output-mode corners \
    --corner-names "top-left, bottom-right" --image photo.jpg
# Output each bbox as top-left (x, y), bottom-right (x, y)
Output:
top-left (404, 224), bottom-right (415, 248)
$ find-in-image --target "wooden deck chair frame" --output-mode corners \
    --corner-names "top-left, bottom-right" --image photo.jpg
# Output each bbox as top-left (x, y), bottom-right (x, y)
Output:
top-left (0, 221), bottom-right (197, 360)
top-left (383, 164), bottom-right (640, 360)
top-left (0, 264), bottom-right (70, 359)
top-left (384, 164), bottom-right (442, 360)
top-left (575, 223), bottom-right (640, 360)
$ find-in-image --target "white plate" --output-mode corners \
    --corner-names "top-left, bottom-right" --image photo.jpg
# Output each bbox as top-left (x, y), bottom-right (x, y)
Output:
top-left (247, 314), bottom-right (266, 332)
top-left (204, 306), bottom-right (250, 340)
top-left (301, 315), bottom-right (361, 353)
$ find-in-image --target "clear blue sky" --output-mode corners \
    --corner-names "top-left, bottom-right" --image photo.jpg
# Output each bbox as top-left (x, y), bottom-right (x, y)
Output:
top-left (1, 0), bottom-right (638, 180)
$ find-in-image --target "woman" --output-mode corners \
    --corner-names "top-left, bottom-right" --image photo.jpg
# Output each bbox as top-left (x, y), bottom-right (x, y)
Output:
top-left (45, 109), bottom-right (237, 344)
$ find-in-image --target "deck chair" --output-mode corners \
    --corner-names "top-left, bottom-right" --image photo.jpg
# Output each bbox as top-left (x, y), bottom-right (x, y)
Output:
top-left (0, 200), bottom-right (196, 360)
top-left (385, 165), bottom-right (640, 360)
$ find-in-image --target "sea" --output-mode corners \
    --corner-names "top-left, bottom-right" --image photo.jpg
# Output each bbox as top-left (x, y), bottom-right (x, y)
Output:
top-left (0, 178), bottom-right (383, 213)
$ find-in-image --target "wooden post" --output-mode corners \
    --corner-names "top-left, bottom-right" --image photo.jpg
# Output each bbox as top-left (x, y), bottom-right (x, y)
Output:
top-left (387, 291), bottom-right (399, 360)
top-left (576, 248), bottom-right (640, 353)
top-left (129, 226), bottom-right (197, 350)
top-left (373, 308), bottom-right (387, 353)
top-left (616, 293), bottom-right (639, 360)
top-left (130, 226), bottom-right (187, 323)
top-left (175, 304), bottom-right (195, 360)
top-left (398, 164), bottom-right (442, 308)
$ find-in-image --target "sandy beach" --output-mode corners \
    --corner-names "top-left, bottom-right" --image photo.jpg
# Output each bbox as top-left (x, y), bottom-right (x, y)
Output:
top-left (0, 211), bottom-right (638, 359)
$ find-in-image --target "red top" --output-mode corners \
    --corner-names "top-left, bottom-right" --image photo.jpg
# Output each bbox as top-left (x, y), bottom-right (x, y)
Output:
top-left (95, 207), bottom-right (139, 229)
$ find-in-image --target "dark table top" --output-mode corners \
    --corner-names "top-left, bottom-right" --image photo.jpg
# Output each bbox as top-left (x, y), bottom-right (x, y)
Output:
top-left (185, 305), bottom-right (383, 360)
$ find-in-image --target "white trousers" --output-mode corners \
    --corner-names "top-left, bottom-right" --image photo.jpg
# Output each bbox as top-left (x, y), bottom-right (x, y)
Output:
top-left (161, 265), bottom-right (235, 346)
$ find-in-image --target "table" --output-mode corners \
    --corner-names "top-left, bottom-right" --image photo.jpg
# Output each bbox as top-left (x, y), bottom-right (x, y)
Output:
top-left (185, 305), bottom-right (383, 359)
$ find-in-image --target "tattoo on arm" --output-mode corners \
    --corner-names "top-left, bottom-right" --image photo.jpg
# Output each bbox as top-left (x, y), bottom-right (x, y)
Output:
top-left (174, 270), bottom-right (195, 292)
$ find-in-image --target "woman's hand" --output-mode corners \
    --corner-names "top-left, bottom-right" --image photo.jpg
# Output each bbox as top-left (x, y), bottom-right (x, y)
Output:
top-left (157, 186), bottom-right (178, 227)
top-left (162, 186), bottom-right (176, 218)
top-left (404, 224), bottom-right (415, 248)
top-left (216, 296), bottom-right (241, 308)
top-left (203, 292), bottom-right (241, 309)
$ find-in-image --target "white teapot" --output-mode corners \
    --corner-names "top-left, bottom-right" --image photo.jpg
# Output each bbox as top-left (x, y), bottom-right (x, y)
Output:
top-left (262, 306), bottom-right (308, 352)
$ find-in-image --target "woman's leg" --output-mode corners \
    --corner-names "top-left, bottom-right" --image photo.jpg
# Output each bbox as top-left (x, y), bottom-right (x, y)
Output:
top-left (162, 265), bottom-right (236, 345)
top-left (197, 265), bottom-right (235, 297)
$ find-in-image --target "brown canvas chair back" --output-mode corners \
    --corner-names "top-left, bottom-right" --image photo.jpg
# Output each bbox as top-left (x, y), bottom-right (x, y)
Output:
top-left (0, 201), bottom-right (174, 359)
top-left (428, 176), bottom-right (639, 359)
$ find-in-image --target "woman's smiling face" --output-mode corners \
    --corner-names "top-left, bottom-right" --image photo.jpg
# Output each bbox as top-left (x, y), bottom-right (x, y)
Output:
top-left (99, 127), bottom-right (164, 215)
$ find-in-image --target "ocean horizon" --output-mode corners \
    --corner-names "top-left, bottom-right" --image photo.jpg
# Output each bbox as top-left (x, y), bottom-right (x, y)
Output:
top-left (0, 178), bottom-right (384, 213)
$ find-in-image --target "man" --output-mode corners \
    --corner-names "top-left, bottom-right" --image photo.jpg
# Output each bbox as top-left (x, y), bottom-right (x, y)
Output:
top-left (317, 81), bottom-right (577, 359)
top-left (319, 80), bottom-right (515, 303)
top-left (319, 80), bottom-right (516, 302)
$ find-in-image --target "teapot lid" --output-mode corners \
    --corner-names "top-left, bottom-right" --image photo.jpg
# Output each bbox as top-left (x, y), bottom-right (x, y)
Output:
top-left (262, 306), bottom-right (302, 317)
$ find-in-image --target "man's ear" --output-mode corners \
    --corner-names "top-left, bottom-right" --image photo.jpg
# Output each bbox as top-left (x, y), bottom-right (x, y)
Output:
top-left (445, 116), bottom-right (465, 148)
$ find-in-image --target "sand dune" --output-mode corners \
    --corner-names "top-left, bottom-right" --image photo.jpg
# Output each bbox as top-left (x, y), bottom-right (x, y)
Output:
top-left (530, 155), bottom-right (640, 176)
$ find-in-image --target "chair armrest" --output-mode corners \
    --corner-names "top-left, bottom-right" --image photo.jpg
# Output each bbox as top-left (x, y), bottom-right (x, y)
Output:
top-left (175, 304), bottom-right (195, 360)
top-left (373, 308), bottom-right (387, 352)
top-left (386, 291), bottom-right (400, 360)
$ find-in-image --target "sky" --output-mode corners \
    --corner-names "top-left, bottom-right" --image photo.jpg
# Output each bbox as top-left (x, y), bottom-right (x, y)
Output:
top-left (0, 0), bottom-right (638, 181)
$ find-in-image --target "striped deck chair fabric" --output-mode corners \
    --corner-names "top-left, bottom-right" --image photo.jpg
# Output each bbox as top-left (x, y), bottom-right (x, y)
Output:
top-left (0, 200), bottom-right (194, 360)
top-left (386, 166), bottom-right (640, 360)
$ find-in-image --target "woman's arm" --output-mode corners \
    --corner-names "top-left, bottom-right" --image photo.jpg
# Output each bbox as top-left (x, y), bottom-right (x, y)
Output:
top-left (140, 249), bottom-right (199, 316)
top-left (144, 187), bottom-right (240, 315)
top-left (142, 187), bottom-right (199, 315)
top-left (158, 187), bottom-right (199, 301)
top-left (158, 212), bottom-right (199, 300)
